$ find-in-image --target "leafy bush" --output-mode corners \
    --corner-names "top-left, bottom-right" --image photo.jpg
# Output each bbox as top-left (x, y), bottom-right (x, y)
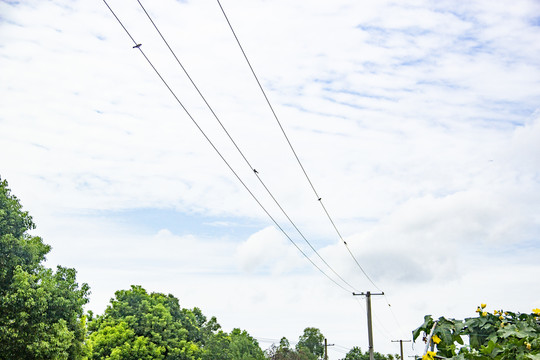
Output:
top-left (413, 305), bottom-right (540, 359)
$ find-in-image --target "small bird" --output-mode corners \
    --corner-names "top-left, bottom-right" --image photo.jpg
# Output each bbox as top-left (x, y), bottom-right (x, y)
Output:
top-left (253, 169), bottom-right (259, 174)
top-left (133, 43), bottom-right (142, 48)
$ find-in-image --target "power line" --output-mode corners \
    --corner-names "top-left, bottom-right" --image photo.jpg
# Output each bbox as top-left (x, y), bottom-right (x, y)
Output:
top-left (379, 293), bottom-right (408, 339)
top-left (254, 337), bottom-right (281, 344)
top-left (215, 0), bottom-right (410, 337)
top-left (329, 347), bottom-right (350, 355)
top-left (101, 0), bottom-right (351, 294)
top-left (334, 344), bottom-right (352, 351)
top-left (134, 0), bottom-right (358, 293)
top-left (354, 295), bottom-right (393, 342)
top-left (215, 0), bottom-right (380, 292)
top-left (213, 0), bottom-right (415, 341)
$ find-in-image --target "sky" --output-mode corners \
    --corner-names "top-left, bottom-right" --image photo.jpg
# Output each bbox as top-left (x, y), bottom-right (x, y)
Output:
top-left (1, 0), bottom-right (540, 358)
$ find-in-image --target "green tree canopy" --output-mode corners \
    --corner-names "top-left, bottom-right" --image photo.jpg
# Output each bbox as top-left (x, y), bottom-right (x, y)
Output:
top-left (279, 337), bottom-right (291, 350)
top-left (86, 285), bottom-right (266, 360)
top-left (296, 327), bottom-right (325, 360)
top-left (0, 178), bottom-right (35, 238)
top-left (86, 285), bottom-right (204, 360)
top-left (0, 177), bottom-right (90, 360)
top-left (201, 329), bottom-right (231, 360)
top-left (266, 343), bottom-right (315, 360)
top-left (340, 346), bottom-right (396, 360)
top-left (342, 347), bottom-right (365, 360)
top-left (229, 328), bottom-right (266, 360)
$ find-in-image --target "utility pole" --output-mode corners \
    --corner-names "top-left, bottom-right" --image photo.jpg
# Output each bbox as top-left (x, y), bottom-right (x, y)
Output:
top-left (353, 291), bottom-right (384, 360)
top-left (391, 339), bottom-right (411, 360)
top-left (324, 338), bottom-right (334, 360)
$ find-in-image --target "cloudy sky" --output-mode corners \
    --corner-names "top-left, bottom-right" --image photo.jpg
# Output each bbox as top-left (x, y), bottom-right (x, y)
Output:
top-left (1, 0), bottom-right (540, 358)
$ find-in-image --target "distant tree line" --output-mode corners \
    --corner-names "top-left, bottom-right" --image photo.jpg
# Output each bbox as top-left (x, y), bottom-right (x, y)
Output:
top-left (265, 330), bottom-right (396, 360)
top-left (0, 177), bottom-right (397, 360)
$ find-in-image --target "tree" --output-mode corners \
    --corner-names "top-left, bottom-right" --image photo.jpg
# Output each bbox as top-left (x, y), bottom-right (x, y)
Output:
top-left (0, 177), bottom-right (90, 359)
top-left (86, 285), bottom-right (204, 360)
top-left (341, 346), bottom-right (396, 360)
top-left (202, 329), bottom-right (231, 360)
top-left (181, 306), bottom-right (221, 345)
top-left (412, 304), bottom-right (540, 359)
top-left (266, 342), bottom-right (315, 360)
top-left (279, 337), bottom-right (291, 351)
top-left (296, 327), bottom-right (325, 360)
top-left (229, 328), bottom-right (266, 360)
top-left (342, 347), bottom-right (366, 360)
top-left (85, 284), bottom-right (269, 360)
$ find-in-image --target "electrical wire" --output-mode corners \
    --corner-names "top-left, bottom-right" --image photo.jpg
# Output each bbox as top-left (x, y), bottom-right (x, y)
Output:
top-left (215, 0), bottom-right (380, 292)
top-left (329, 347), bottom-right (349, 355)
top-left (380, 293), bottom-right (409, 339)
top-left (101, 0), bottom-right (352, 294)
top-left (214, 0), bottom-right (414, 338)
top-left (353, 296), bottom-right (394, 342)
top-left (333, 344), bottom-right (352, 352)
top-left (134, 0), bottom-right (358, 294)
top-left (254, 337), bottom-right (280, 344)
top-left (105, 1), bottom-right (407, 344)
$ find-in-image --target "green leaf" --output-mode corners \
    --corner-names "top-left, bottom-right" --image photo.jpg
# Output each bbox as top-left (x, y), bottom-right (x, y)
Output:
top-left (413, 315), bottom-right (433, 341)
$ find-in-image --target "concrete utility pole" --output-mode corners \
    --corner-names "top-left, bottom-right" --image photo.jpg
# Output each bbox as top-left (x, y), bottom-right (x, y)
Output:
top-left (353, 291), bottom-right (385, 360)
top-left (324, 338), bottom-right (334, 360)
top-left (391, 339), bottom-right (411, 360)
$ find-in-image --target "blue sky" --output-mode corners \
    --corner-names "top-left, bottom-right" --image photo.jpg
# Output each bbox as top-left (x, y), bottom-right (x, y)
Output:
top-left (1, 0), bottom-right (540, 358)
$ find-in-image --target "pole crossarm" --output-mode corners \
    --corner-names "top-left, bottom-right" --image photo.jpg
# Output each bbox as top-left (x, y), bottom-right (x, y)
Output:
top-left (392, 339), bottom-right (412, 360)
top-left (353, 292), bottom-right (385, 296)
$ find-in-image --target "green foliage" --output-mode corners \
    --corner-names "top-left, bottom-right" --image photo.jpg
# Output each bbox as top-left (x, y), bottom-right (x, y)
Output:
top-left (86, 285), bottom-right (203, 360)
top-left (413, 305), bottom-right (540, 360)
top-left (266, 339), bottom-right (316, 360)
top-left (267, 328), bottom-right (341, 360)
top-left (86, 285), bottom-right (265, 360)
top-left (340, 346), bottom-right (396, 360)
top-left (181, 306), bottom-right (221, 345)
top-left (0, 177), bottom-right (90, 360)
top-left (0, 178), bottom-right (49, 291)
top-left (267, 329), bottom-right (395, 360)
top-left (296, 327), bottom-right (325, 359)
top-left (279, 337), bottom-right (291, 350)
top-left (342, 347), bottom-right (365, 360)
top-left (0, 178), bottom-right (35, 238)
top-left (201, 330), bottom-right (231, 360)
top-left (230, 328), bottom-right (266, 360)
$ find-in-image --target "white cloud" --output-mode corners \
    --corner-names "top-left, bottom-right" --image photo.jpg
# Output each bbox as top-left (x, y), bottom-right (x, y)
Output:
top-left (236, 226), bottom-right (305, 274)
top-left (1, 0), bottom-right (540, 358)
